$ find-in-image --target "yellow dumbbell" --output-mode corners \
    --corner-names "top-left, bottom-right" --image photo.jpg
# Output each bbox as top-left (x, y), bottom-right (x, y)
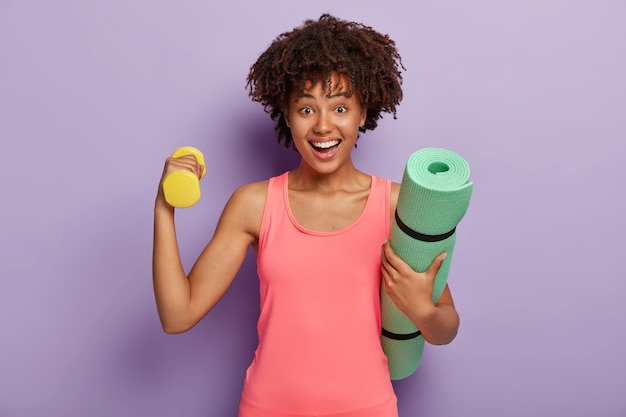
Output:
top-left (162, 146), bottom-right (206, 208)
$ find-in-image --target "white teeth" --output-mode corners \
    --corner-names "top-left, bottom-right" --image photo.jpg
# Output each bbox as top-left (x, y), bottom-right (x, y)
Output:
top-left (311, 140), bottom-right (340, 149)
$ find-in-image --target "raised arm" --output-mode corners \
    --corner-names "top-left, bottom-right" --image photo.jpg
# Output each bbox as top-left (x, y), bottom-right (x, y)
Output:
top-left (152, 155), bottom-right (266, 333)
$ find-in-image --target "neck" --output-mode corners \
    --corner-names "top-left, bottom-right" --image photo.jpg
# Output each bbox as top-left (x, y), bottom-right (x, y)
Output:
top-left (289, 160), bottom-right (368, 192)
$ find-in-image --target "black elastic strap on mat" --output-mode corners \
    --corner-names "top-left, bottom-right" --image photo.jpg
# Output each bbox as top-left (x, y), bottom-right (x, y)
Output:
top-left (382, 328), bottom-right (422, 340)
top-left (395, 210), bottom-right (456, 242)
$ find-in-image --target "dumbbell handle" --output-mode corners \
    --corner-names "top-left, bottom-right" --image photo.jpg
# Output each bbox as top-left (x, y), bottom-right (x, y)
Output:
top-left (162, 147), bottom-right (206, 208)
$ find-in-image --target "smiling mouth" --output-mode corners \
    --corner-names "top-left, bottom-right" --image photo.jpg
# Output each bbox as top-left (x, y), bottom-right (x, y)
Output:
top-left (309, 140), bottom-right (341, 154)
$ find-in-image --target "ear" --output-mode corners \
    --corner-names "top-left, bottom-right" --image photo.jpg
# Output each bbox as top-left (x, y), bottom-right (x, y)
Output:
top-left (359, 107), bottom-right (367, 127)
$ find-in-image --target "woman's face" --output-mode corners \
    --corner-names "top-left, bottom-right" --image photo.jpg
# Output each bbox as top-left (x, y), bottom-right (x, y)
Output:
top-left (285, 73), bottom-right (366, 175)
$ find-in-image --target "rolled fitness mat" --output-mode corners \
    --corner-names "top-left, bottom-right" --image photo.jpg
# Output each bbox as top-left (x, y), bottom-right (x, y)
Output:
top-left (381, 147), bottom-right (473, 380)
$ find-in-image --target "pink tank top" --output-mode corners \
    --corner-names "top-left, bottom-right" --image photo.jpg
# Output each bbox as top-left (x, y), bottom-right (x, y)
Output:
top-left (238, 172), bottom-right (398, 417)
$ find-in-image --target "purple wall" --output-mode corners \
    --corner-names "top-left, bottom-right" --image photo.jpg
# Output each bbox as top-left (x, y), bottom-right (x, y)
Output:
top-left (1, 1), bottom-right (625, 416)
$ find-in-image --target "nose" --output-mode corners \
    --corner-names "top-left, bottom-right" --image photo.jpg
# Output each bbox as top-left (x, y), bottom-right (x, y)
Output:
top-left (313, 110), bottom-right (333, 135)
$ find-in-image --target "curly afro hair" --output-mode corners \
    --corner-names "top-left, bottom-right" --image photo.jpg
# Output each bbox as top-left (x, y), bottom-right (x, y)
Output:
top-left (246, 14), bottom-right (405, 148)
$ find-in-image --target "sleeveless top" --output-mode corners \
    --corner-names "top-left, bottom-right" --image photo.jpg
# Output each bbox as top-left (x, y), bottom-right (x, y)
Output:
top-left (238, 172), bottom-right (398, 417)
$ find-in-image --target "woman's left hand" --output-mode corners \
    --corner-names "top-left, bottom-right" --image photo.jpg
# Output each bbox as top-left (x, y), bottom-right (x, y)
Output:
top-left (380, 240), bottom-right (447, 323)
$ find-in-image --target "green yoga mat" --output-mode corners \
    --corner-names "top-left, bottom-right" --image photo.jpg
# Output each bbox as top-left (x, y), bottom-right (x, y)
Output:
top-left (382, 147), bottom-right (473, 380)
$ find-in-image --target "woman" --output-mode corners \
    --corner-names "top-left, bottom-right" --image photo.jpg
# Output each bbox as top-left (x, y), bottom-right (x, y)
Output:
top-left (153, 14), bottom-right (459, 417)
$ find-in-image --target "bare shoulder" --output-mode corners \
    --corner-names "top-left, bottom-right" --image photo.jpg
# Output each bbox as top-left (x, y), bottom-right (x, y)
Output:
top-left (390, 181), bottom-right (401, 214)
top-left (219, 179), bottom-right (269, 242)
top-left (229, 180), bottom-right (269, 207)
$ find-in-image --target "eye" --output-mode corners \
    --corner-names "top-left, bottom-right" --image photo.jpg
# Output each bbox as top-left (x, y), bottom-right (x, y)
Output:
top-left (299, 107), bottom-right (313, 115)
top-left (335, 105), bottom-right (347, 113)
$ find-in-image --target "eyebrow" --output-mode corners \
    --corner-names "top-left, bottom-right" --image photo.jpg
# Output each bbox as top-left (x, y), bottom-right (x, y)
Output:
top-left (298, 91), bottom-right (353, 100)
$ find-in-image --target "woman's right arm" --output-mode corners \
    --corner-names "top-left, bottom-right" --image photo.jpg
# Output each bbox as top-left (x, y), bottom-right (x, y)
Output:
top-left (152, 155), bottom-right (265, 334)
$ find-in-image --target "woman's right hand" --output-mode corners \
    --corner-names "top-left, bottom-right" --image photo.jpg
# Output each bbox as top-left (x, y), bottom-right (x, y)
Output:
top-left (155, 154), bottom-right (205, 207)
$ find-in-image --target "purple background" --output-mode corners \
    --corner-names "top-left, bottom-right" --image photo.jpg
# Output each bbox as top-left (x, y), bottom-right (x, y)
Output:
top-left (1, 1), bottom-right (625, 416)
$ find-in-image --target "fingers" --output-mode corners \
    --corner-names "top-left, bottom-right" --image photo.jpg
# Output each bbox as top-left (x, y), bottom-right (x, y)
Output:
top-left (381, 241), bottom-right (413, 287)
top-left (164, 154), bottom-right (204, 179)
top-left (426, 252), bottom-right (448, 277)
top-left (380, 241), bottom-right (398, 276)
top-left (381, 244), bottom-right (448, 316)
top-left (382, 240), bottom-right (447, 279)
